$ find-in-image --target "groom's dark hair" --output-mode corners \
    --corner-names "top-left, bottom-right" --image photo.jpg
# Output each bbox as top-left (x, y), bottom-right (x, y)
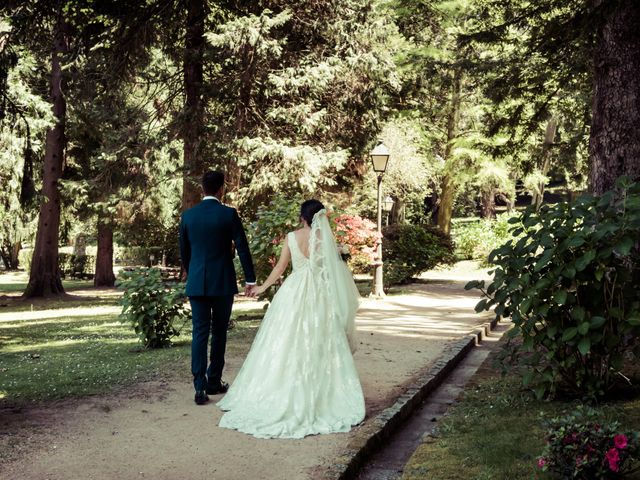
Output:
top-left (300, 199), bottom-right (325, 225)
top-left (202, 170), bottom-right (225, 195)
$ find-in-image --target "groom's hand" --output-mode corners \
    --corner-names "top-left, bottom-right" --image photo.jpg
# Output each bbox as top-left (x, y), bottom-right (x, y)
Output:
top-left (244, 284), bottom-right (255, 297)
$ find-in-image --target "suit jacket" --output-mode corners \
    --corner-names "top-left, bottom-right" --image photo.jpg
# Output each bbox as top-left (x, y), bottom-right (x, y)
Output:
top-left (179, 199), bottom-right (256, 297)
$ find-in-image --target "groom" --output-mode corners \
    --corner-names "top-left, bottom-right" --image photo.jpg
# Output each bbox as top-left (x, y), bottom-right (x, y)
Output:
top-left (179, 170), bottom-right (256, 405)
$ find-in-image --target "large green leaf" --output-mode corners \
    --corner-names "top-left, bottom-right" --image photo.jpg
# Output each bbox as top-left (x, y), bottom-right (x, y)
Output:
top-left (577, 337), bottom-right (591, 355)
top-left (553, 290), bottom-right (567, 305)
top-left (561, 327), bottom-right (578, 341)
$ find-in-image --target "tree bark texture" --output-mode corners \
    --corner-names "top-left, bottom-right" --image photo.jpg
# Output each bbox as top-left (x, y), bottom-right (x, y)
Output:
top-left (24, 15), bottom-right (68, 297)
top-left (436, 69), bottom-right (462, 235)
top-left (532, 117), bottom-right (557, 209)
top-left (480, 188), bottom-right (496, 219)
top-left (588, 0), bottom-right (640, 194)
top-left (0, 242), bottom-right (20, 270)
top-left (181, 0), bottom-right (206, 210)
top-left (94, 218), bottom-right (116, 287)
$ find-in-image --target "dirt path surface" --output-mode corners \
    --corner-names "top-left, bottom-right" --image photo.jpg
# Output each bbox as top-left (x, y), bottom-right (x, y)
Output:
top-left (1, 274), bottom-right (491, 480)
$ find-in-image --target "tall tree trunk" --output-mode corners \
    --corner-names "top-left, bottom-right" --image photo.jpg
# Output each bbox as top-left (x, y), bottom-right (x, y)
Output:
top-left (94, 217), bottom-right (116, 287)
top-left (532, 117), bottom-right (557, 209)
top-left (181, 0), bottom-right (206, 210)
top-left (23, 15), bottom-right (68, 298)
top-left (10, 241), bottom-right (20, 270)
top-left (0, 241), bottom-right (20, 270)
top-left (225, 43), bottom-right (258, 203)
top-left (436, 68), bottom-right (462, 235)
top-left (480, 188), bottom-right (496, 219)
top-left (588, 0), bottom-right (640, 195)
top-left (389, 197), bottom-right (405, 225)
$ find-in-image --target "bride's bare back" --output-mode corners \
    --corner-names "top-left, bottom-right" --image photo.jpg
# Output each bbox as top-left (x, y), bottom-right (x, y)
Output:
top-left (293, 227), bottom-right (311, 259)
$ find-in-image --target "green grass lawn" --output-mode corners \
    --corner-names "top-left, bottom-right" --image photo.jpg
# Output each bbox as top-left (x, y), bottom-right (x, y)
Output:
top-left (0, 271), bottom-right (91, 295)
top-left (0, 273), bottom-right (262, 405)
top-left (402, 360), bottom-right (640, 480)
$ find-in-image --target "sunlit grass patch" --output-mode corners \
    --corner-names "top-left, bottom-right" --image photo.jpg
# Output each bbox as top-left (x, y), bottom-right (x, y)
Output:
top-left (0, 295), bottom-right (262, 405)
top-left (402, 367), bottom-right (640, 480)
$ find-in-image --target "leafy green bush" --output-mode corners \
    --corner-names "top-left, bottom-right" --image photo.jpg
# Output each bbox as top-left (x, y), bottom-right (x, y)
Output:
top-left (116, 268), bottom-right (189, 348)
top-left (115, 246), bottom-right (174, 267)
top-left (59, 253), bottom-right (96, 279)
top-left (383, 224), bottom-right (455, 287)
top-left (245, 196), bottom-right (303, 291)
top-left (469, 178), bottom-right (640, 398)
top-left (538, 406), bottom-right (640, 478)
top-left (452, 213), bottom-right (520, 265)
top-left (18, 249), bottom-right (96, 277)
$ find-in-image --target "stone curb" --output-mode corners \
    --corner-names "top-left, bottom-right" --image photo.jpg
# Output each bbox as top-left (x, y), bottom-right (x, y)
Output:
top-left (324, 316), bottom-right (501, 479)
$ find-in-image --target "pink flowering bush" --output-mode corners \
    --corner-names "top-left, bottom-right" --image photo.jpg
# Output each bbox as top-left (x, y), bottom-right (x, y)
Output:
top-left (538, 407), bottom-right (639, 478)
top-left (333, 214), bottom-right (380, 274)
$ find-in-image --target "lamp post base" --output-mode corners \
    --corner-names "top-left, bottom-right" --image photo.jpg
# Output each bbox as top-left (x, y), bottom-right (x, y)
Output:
top-left (370, 260), bottom-right (385, 298)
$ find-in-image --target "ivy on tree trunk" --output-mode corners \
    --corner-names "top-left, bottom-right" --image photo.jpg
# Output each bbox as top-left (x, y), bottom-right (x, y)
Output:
top-left (436, 68), bottom-right (462, 236)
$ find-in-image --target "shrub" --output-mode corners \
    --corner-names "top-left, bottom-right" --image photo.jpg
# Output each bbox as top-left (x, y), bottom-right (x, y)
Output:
top-left (246, 196), bottom-right (303, 292)
top-left (17, 249), bottom-right (96, 277)
top-left (58, 253), bottom-right (96, 279)
top-left (333, 214), bottom-right (379, 274)
top-left (468, 178), bottom-right (640, 398)
top-left (382, 224), bottom-right (455, 287)
top-left (538, 407), bottom-right (640, 479)
top-left (452, 213), bottom-right (520, 265)
top-left (116, 268), bottom-right (189, 348)
top-left (115, 246), bottom-right (176, 267)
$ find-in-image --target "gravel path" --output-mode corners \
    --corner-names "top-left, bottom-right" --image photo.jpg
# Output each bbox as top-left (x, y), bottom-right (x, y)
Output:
top-left (1, 267), bottom-right (491, 480)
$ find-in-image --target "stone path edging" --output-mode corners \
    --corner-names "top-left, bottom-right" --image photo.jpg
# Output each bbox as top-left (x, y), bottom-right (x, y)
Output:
top-left (324, 316), bottom-right (500, 479)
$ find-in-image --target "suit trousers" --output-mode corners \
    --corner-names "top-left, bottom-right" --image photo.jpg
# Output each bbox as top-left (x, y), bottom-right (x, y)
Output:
top-left (189, 295), bottom-right (234, 391)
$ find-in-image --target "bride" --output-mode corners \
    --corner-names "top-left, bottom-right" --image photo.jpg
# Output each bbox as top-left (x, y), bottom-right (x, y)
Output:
top-left (217, 199), bottom-right (365, 439)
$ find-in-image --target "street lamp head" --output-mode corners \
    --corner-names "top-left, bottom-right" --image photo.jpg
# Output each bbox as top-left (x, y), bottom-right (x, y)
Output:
top-left (370, 142), bottom-right (390, 173)
top-left (383, 195), bottom-right (394, 212)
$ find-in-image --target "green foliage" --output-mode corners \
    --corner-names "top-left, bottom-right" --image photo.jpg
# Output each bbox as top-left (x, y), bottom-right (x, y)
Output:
top-left (204, 1), bottom-right (401, 208)
top-left (58, 253), bottom-right (95, 279)
top-left (383, 224), bottom-right (454, 286)
top-left (469, 178), bottom-right (640, 398)
top-left (538, 406), bottom-right (640, 479)
top-left (452, 213), bottom-right (520, 265)
top-left (116, 268), bottom-right (189, 349)
top-left (246, 196), bottom-right (303, 292)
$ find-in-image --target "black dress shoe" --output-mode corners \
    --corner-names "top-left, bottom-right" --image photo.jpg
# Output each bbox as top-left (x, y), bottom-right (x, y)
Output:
top-left (194, 390), bottom-right (209, 405)
top-left (206, 381), bottom-right (229, 395)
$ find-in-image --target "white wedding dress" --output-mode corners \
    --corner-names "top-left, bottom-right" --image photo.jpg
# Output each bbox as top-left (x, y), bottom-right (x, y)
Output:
top-left (217, 211), bottom-right (365, 439)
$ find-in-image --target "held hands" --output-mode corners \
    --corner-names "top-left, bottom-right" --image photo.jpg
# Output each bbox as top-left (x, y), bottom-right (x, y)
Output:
top-left (244, 284), bottom-right (267, 297)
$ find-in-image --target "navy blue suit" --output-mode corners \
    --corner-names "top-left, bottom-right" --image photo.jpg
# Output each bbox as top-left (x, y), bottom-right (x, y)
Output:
top-left (179, 198), bottom-right (256, 391)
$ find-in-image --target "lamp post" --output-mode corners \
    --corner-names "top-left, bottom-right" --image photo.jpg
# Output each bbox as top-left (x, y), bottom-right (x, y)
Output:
top-left (383, 195), bottom-right (394, 225)
top-left (370, 142), bottom-right (390, 298)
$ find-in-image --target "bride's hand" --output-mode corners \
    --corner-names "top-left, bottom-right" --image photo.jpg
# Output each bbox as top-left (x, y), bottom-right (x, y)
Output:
top-left (254, 285), bottom-right (267, 296)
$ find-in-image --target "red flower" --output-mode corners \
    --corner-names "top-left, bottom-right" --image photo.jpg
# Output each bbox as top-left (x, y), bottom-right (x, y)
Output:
top-left (537, 457), bottom-right (546, 469)
top-left (614, 434), bottom-right (628, 450)
top-left (606, 447), bottom-right (620, 472)
top-left (606, 448), bottom-right (620, 462)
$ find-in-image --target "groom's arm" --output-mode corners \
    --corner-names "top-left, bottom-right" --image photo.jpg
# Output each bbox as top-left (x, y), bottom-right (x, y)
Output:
top-left (179, 215), bottom-right (191, 276)
top-left (231, 209), bottom-right (256, 285)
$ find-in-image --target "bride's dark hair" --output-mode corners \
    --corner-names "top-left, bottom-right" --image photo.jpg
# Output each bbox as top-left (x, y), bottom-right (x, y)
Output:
top-left (300, 199), bottom-right (325, 226)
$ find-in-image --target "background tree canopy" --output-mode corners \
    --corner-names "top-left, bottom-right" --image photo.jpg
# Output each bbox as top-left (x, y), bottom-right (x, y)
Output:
top-left (0, 0), bottom-right (638, 296)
